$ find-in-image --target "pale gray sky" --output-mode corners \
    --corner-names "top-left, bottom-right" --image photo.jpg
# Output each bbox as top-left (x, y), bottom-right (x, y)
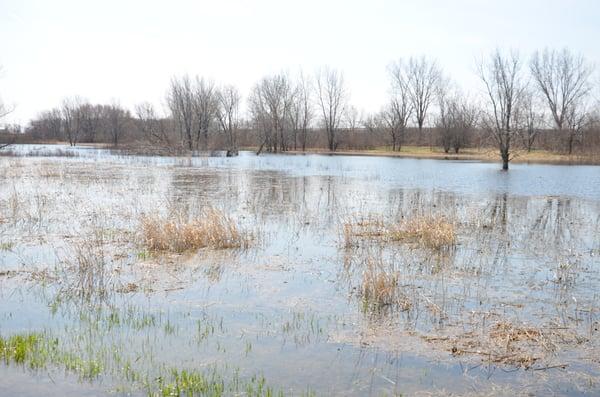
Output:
top-left (1, 0), bottom-right (599, 125)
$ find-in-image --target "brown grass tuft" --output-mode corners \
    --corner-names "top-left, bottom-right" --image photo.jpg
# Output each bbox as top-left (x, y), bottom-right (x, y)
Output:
top-left (359, 257), bottom-right (411, 312)
top-left (140, 208), bottom-right (249, 253)
top-left (389, 216), bottom-right (456, 250)
top-left (343, 215), bottom-right (456, 251)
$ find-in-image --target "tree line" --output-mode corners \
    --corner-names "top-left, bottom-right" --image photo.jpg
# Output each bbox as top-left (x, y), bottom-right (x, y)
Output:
top-left (17, 48), bottom-right (600, 169)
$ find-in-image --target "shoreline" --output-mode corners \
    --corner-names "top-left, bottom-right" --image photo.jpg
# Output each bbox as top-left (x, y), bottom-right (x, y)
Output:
top-left (4, 142), bottom-right (600, 166)
top-left (248, 147), bottom-right (600, 166)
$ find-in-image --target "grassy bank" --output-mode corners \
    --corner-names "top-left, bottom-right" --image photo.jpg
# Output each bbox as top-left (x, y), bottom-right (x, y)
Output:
top-left (282, 146), bottom-right (600, 165)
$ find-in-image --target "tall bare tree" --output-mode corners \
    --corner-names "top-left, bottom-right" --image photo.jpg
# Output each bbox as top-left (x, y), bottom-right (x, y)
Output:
top-left (290, 71), bottom-right (313, 151)
top-left (390, 57), bottom-right (441, 136)
top-left (477, 50), bottom-right (527, 170)
top-left (61, 97), bottom-right (86, 146)
top-left (105, 102), bottom-right (130, 147)
top-left (383, 64), bottom-right (413, 151)
top-left (315, 67), bottom-right (348, 151)
top-left (249, 73), bottom-right (294, 154)
top-left (530, 48), bottom-right (594, 153)
top-left (167, 75), bottom-right (195, 150)
top-left (215, 85), bottom-right (241, 156)
top-left (194, 77), bottom-right (218, 150)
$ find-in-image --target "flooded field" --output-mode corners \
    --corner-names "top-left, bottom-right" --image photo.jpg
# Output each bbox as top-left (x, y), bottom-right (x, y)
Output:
top-left (1, 145), bottom-right (600, 396)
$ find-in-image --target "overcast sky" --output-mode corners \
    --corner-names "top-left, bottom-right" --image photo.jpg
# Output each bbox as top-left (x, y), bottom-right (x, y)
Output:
top-left (1, 0), bottom-right (599, 125)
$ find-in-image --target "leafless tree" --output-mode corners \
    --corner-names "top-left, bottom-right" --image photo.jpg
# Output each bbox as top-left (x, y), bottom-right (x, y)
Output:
top-left (105, 102), bottom-right (130, 147)
top-left (249, 73), bottom-right (294, 154)
top-left (47, 108), bottom-right (63, 141)
top-left (28, 108), bottom-right (62, 141)
top-left (530, 48), bottom-right (594, 153)
top-left (135, 102), bottom-right (170, 145)
top-left (194, 77), bottom-right (218, 150)
top-left (215, 85), bottom-right (241, 156)
top-left (382, 65), bottom-right (413, 151)
top-left (515, 90), bottom-right (543, 152)
top-left (315, 67), bottom-right (348, 151)
top-left (437, 92), bottom-right (478, 154)
top-left (77, 103), bottom-right (103, 143)
top-left (390, 57), bottom-right (442, 135)
top-left (167, 75), bottom-right (195, 150)
top-left (289, 71), bottom-right (313, 151)
top-left (477, 50), bottom-right (527, 170)
top-left (564, 103), bottom-right (591, 153)
top-left (61, 97), bottom-right (85, 146)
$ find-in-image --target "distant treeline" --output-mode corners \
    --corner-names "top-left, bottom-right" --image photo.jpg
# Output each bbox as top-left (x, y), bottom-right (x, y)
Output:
top-left (7, 48), bottom-right (600, 167)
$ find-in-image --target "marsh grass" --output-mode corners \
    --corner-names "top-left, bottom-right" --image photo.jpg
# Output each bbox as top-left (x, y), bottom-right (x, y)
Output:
top-left (57, 229), bottom-right (113, 303)
top-left (140, 208), bottom-right (250, 253)
top-left (0, 332), bottom-right (103, 380)
top-left (343, 215), bottom-right (456, 251)
top-left (0, 328), bottom-right (294, 397)
top-left (389, 216), bottom-right (456, 250)
top-left (358, 257), bottom-right (412, 313)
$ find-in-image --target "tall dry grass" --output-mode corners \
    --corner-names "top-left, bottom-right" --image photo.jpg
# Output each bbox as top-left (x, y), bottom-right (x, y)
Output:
top-left (359, 257), bottom-right (411, 312)
top-left (389, 216), bottom-right (456, 250)
top-left (140, 208), bottom-right (249, 253)
top-left (343, 215), bottom-right (456, 251)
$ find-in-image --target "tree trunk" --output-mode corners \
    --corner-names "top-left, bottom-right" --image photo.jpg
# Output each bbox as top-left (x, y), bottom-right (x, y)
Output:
top-left (501, 148), bottom-right (509, 170)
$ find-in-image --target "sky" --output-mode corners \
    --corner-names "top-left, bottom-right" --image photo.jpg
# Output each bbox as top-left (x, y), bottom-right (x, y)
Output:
top-left (1, 0), bottom-right (599, 125)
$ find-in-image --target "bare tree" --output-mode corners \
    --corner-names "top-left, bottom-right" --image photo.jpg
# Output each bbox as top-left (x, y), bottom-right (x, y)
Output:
top-left (477, 50), bottom-right (527, 170)
top-left (516, 90), bottom-right (543, 152)
top-left (61, 97), bottom-right (85, 146)
top-left (530, 48), bottom-right (594, 153)
top-left (383, 65), bottom-right (413, 151)
top-left (105, 102), bottom-right (130, 147)
top-left (215, 85), bottom-right (241, 156)
top-left (390, 57), bottom-right (441, 136)
top-left (437, 86), bottom-right (479, 154)
top-left (135, 102), bottom-right (170, 145)
top-left (77, 103), bottom-right (103, 143)
top-left (249, 73), bottom-right (294, 154)
top-left (315, 67), bottom-right (348, 151)
top-left (290, 71), bottom-right (313, 151)
top-left (194, 77), bottom-right (218, 150)
top-left (28, 109), bottom-right (62, 141)
top-left (564, 103), bottom-right (591, 153)
top-left (167, 75), bottom-right (195, 150)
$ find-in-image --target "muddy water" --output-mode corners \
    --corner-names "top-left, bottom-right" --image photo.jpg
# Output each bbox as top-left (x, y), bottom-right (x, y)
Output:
top-left (0, 145), bottom-right (599, 396)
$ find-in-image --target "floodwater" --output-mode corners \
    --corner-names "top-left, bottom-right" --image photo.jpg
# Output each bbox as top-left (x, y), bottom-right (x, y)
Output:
top-left (0, 144), bottom-right (599, 396)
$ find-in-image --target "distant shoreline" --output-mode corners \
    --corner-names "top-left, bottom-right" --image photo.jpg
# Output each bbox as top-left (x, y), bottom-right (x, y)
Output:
top-left (246, 147), bottom-right (600, 166)
top-left (4, 142), bottom-right (600, 166)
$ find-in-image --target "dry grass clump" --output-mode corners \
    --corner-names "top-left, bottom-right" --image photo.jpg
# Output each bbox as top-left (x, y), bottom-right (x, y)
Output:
top-left (343, 215), bottom-right (456, 251)
top-left (140, 208), bottom-right (249, 253)
top-left (359, 258), bottom-right (411, 312)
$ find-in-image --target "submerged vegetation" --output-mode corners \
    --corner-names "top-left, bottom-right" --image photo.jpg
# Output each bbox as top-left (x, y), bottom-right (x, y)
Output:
top-left (0, 330), bottom-right (290, 397)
